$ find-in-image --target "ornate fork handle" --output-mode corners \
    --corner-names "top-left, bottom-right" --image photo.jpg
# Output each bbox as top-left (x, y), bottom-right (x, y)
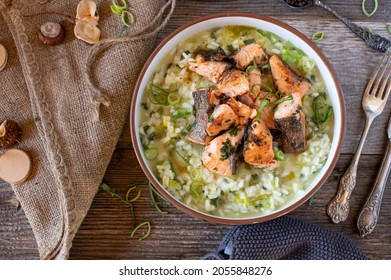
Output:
top-left (315, 0), bottom-right (391, 52)
top-left (327, 159), bottom-right (358, 223)
top-left (327, 117), bottom-right (374, 223)
top-left (357, 141), bottom-right (391, 237)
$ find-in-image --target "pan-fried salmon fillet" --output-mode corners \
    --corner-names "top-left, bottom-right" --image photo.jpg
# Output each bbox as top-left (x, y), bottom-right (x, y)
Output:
top-left (232, 43), bottom-right (268, 70)
top-left (274, 93), bottom-right (307, 153)
top-left (189, 51), bottom-right (232, 83)
top-left (243, 119), bottom-right (278, 170)
top-left (237, 91), bottom-right (277, 129)
top-left (186, 89), bottom-right (213, 145)
top-left (201, 126), bottom-right (245, 176)
top-left (269, 55), bottom-right (311, 98)
top-left (218, 69), bottom-right (249, 97)
top-left (206, 104), bottom-right (239, 137)
top-left (226, 98), bottom-right (257, 126)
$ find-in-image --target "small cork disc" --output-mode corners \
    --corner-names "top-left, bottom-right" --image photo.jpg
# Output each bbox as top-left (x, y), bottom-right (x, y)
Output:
top-left (0, 149), bottom-right (32, 184)
top-left (0, 43), bottom-right (8, 71)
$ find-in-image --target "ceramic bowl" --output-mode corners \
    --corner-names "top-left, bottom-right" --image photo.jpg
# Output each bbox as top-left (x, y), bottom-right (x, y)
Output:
top-left (130, 13), bottom-right (345, 224)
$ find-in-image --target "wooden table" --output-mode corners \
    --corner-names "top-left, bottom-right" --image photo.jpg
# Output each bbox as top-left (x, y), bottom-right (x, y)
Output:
top-left (1, 0), bottom-right (391, 260)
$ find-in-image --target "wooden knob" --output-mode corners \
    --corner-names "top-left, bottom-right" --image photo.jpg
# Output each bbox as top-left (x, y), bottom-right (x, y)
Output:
top-left (0, 149), bottom-right (32, 184)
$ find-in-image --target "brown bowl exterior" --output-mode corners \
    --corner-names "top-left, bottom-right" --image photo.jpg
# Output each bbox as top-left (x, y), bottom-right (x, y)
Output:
top-left (130, 13), bottom-right (345, 225)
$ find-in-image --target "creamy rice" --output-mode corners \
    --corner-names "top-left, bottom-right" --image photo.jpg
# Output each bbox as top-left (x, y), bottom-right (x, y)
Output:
top-left (139, 26), bottom-right (333, 218)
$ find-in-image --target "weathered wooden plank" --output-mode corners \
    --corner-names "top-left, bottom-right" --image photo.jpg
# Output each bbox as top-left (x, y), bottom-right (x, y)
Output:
top-left (65, 150), bottom-right (390, 260)
top-left (1, 1), bottom-right (391, 260)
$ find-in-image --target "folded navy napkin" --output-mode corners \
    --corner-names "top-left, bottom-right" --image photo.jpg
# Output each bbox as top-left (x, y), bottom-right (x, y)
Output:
top-left (203, 216), bottom-right (367, 260)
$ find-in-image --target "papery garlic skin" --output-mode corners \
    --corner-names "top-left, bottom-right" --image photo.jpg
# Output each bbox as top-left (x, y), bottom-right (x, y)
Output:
top-left (74, 0), bottom-right (101, 45)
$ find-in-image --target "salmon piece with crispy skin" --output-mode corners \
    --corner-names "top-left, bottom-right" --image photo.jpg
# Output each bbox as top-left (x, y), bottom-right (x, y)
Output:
top-left (269, 55), bottom-right (311, 98)
top-left (274, 93), bottom-right (307, 153)
top-left (189, 51), bottom-right (232, 83)
top-left (186, 89), bottom-right (213, 145)
top-left (243, 119), bottom-right (278, 170)
top-left (232, 44), bottom-right (268, 70)
top-left (226, 98), bottom-right (257, 126)
top-left (201, 127), bottom-right (245, 176)
top-left (218, 69), bottom-right (250, 97)
top-left (206, 104), bottom-right (239, 137)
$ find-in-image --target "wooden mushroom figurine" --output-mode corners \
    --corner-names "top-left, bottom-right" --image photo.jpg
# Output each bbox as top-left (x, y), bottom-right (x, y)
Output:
top-left (74, 0), bottom-right (101, 44)
top-left (0, 120), bottom-right (22, 149)
top-left (38, 22), bottom-right (65, 46)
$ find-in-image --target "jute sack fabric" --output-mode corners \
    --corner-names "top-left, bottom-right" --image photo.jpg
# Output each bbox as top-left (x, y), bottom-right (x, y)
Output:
top-left (0, 0), bottom-right (175, 259)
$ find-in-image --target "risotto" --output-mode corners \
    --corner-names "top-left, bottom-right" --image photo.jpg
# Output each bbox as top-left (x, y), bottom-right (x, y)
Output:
top-left (138, 25), bottom-right (333, 218)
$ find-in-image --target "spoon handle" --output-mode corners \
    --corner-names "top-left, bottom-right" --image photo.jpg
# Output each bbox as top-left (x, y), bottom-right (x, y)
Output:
top-left (315, 0), bottom-right (391, 52)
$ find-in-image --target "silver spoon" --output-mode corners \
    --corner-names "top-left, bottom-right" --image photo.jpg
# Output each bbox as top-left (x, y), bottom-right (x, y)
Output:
top-left (281, 0), bottom-right (391, 52)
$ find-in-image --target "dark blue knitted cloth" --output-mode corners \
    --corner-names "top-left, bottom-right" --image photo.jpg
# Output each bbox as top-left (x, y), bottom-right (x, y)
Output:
top-left (203, 216), bottom-right (367, 260)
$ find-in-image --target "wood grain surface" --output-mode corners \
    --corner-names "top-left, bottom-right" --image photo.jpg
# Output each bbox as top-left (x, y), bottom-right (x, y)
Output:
top-left (1, 0), bottom-right (391, 260)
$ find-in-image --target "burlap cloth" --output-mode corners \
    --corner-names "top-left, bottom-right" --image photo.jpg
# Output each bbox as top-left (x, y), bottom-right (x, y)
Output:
top-left (0, 0), bottom-right (175, 259)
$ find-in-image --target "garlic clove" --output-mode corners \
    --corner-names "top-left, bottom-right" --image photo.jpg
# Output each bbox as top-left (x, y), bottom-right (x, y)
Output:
top-left (0, 120), bottom-right (23, 149)
top-left (76, 0), bottom-right (99, 22)
top-left (0, 43), bottom-right (8, 71)
top-left (38, 22), bottom-right (65, 46)
top-left (74, 19), bottom-right (101, 45)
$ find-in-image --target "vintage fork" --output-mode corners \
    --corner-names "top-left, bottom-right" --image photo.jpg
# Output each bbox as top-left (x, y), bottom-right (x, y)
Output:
top-left (327, 48), bottom-right (391, 223)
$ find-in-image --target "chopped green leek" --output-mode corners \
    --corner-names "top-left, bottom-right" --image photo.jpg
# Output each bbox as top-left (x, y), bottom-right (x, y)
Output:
top-left (145, 148), bottom-right (158, 160)
top-left (167, 93), bottom-right (181, 105)
top-left (148, 181), bottom-right (170, 214)
top-left (175, 150), bottom-right (190, 165)
top-left (299, 56), bottom-right (316, 73)
top-left (148, 84), bottom-right (170, 105)
top-left (172, 111), bottom-right (191, 120)
top-left (260, 84), bottom-right (273, 93)
top-left (190, 181), bottom-right (203, 201)
top-left (190, 169), bottom-right (201, 180)
top-left (257, 95), bottom-right (293, 118)
top-left (126, 186), bottom-right (142, 203)
top-left (121, 10), bottom-right (135, 27)
top-left (169, 179), bottom-right (182, 190)
top-left (274, 150), bottom-right (286, 162)
top-left (311, 94), bottom-right (333, 129)
top-left (131, 221), bottom-right (151, 241)
top-left (311, 31), bottom-right (325, 43)
top-left (361, 0), bottom-right (378, 17)
top-left (243, 38), bottom-right (256, 45)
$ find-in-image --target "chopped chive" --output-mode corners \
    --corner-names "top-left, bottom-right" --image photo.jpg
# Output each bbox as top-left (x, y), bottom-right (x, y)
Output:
top-left (361, 0), bottom-right (378, 17)
top-left (387, 24), bottom-right (391, 34)
top-left (131, 221), bottom-right (151, 240)
top-left (311, 31), bottom-right (325, 43)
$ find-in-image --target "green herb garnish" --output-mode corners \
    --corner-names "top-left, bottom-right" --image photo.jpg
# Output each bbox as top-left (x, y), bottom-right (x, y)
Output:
top-left (311, 94), bottom-right (333, 129)
top-left (243, 38), bottom-right (256, 45)
top-left (220, 139), bottom-right (235, 160)
top-left (101, 181), bottom-right (147, 235)
top-left (172, 111), bottom-right (191, 120)
top-left (149, 181), bottom-right (170, 214)
top-left (311, 31), bottom-right (325, 43)
top-left (110, 0), bottom-right (135, 36)
top-left (387, 24), bottom-right (391, 35)
top-left (361, 0), bottom-right (378, 17)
